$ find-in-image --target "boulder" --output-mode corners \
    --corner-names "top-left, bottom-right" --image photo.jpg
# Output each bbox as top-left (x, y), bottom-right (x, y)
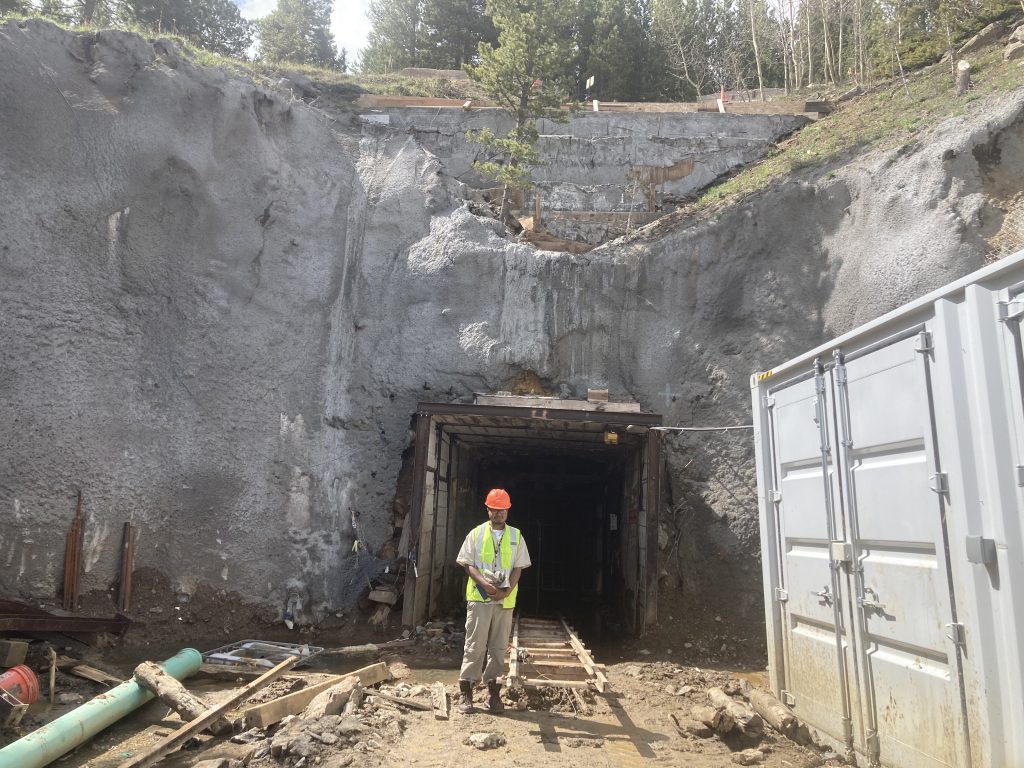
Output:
top-left (302, 678), bottom-right (361, 718)
top-left (958, 22), bottom-right (1005, 56)
top-left (1005, 42), bottom-right (1024, 62)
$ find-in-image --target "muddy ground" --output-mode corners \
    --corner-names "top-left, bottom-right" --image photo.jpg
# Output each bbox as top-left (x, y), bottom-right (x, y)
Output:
top-left (3, 618), bottom-right (844, 768)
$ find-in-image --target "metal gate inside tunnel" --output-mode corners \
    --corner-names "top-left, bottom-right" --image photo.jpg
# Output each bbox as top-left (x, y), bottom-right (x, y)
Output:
top-left (400, 396), bottom-right (662, 636)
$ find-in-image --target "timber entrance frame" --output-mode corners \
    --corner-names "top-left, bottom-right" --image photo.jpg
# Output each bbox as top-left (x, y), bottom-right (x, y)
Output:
top-left (400, 398), bottom-right (663, 634)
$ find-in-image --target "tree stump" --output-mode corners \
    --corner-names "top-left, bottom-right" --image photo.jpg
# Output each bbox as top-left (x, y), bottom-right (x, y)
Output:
top-left (956, 60), bottom-right (972, 96)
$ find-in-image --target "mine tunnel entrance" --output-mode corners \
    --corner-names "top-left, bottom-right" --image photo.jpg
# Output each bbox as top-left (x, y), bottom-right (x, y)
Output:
top-left (400, 396), bottom-right (662, 636)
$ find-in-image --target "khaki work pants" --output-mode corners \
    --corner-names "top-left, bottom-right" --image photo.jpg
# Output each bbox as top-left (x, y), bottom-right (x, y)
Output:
top-left (459, 601), bottom-right (514, 683)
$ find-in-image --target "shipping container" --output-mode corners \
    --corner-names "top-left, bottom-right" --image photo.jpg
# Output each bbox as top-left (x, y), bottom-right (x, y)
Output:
top-left (751, 249), bottom-right (1024, 767)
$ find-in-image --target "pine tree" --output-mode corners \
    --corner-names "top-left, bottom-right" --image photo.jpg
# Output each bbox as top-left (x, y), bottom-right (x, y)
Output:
top-left (258, 0), bottom-right (339, 68)
top-left (466, 0), bottom-right (573, 218)
top-left (361, 0), bottom-right (423, 71)
top-left (421, 0), bottom-right (496, 68)
top-left (123, 0), bottom-right (254, 57)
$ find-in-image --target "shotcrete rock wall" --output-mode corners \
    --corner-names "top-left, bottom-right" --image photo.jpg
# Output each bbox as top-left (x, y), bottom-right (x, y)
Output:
top-left (2, 19), bottom-right (1023, 630)
top-left (380, 107), bottom-right (808, 210)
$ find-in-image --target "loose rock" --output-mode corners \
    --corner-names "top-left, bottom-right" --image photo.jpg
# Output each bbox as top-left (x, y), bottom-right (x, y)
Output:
top-left (732, 748), bottom-right (765, 765)
top-left (464, 731), bottom-right (507, 750)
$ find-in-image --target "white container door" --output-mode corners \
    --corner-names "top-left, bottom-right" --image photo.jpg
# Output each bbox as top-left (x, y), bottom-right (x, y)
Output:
top-left (766, 372), bottom-right (859, 750)
top-left (832, 333), bottom-right (971, 768)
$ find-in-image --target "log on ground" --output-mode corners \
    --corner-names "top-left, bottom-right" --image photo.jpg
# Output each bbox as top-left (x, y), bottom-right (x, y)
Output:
top-left (707, 687), bottom-right (764, 737)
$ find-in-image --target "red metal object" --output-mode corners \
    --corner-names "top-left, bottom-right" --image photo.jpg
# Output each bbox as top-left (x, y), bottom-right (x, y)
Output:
top-left (0, 665), bottom-right (40, 705)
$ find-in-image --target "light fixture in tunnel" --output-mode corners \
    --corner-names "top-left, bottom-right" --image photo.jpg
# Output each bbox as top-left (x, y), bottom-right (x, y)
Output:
top-left (603, 430), bottom-right (619, 445)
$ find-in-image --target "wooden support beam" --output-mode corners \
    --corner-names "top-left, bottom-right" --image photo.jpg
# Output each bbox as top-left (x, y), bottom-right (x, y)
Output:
top-left (118, 655), bottom-right (299, 768)
top-left (238, 662), bottom-right (388, 729)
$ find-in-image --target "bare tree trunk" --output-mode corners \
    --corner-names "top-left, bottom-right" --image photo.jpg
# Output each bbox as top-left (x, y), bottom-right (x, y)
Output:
top-left (789, 0), bottom-right (802, 89)
top-left (837, 0), bottom-right (845, 82)
top-left (806, 4), bottom-right (814, 84)
top-left (819, 0), bottom-right (837, 84)
top-left (749, 0), bottom-right (766, 100)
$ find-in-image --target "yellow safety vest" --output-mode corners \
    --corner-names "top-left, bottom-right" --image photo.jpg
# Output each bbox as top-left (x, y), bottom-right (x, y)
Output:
top-left (465, 523), bottom-right (520, 608)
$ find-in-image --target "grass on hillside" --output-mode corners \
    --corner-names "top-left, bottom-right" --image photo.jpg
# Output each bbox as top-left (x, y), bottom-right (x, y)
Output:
top-left (1, 13), bottom-right (485, 100)
top-left (691, 44), bottom-right (1024, 212)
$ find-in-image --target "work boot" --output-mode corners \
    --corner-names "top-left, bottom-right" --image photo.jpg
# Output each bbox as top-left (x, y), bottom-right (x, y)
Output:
top-left (487, 680), bottom-right (504, 714)
top-left (458, 679), bottom-right (475, 714)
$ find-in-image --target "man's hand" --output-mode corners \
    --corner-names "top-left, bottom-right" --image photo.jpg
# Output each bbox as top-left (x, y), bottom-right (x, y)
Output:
top-left (492, 587), bottom-right (511, 601)
top-left (483, 582), bottom-right (498, 597)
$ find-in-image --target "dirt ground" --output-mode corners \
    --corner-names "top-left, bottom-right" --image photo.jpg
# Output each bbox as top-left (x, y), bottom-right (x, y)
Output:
top-left (6, 639), bottom-right (844, 768)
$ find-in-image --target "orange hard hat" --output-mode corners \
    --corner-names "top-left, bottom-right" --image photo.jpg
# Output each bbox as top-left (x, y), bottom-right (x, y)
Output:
top-left (485, 488), bottom-right (511, 509)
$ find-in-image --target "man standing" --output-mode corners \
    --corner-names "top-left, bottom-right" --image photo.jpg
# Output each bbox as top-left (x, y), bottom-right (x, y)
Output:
top-left (455, 488), bottom-right (531, 714)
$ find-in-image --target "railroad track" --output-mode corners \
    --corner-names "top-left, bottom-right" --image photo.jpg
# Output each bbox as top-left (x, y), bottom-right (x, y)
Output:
top-left (507, 615), bottom-right (609, 693)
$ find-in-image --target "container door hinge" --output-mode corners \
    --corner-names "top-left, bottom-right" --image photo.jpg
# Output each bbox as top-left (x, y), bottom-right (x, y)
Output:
top-left (915, 330), bottom-right (933, 354)
top-left (1016, 465), bottom-right (1024, 487)
top-left (998, 300), bottom-right (1024, 323)
top-left (929, 472), bottom-right (949, 494)
top-left (780, 690), bottom-right (796, 707)
top-left (945, 622), bottom-right (966, 647)
top-left (774, 588), bottom-right (789, 603)
top-left (771, 490), bottom-right (782, 504)
top-left (764, 395), bottom-right (776, 409)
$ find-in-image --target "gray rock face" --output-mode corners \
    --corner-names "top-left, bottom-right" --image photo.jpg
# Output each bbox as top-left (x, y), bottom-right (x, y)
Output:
top-left (2, 19), bottom-right (1023, 629)
top-left (383, 107), bottom-right (808, 209)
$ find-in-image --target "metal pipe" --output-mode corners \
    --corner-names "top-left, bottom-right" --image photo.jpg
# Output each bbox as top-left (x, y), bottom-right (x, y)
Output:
top-left (0, 648), bottom-right (202, 768)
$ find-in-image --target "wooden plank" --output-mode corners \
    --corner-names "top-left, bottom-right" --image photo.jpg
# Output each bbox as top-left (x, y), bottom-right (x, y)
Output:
top-left (238, 662), bottom-right (388, 729)
top-left (561, 618), bottom-right (608, 693)
top-left (520, 678), bottom-right (595, 690)
top-left (366, 690), bottom-right (432, 711)
top-left (431, 681), bottom-right (449, 721)
top-left (321, 639), bottom-right (415, 656)
top-left (118, 655), bottom-right (299, 768)
top-left (508, 615), bottom-right (520, 684)
top-left (58, 656), bottom-right (122, 686)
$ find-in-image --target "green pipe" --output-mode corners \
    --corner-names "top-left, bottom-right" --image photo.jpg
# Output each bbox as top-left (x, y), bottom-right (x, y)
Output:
top-left (0, 647), bottom-right (202, 768)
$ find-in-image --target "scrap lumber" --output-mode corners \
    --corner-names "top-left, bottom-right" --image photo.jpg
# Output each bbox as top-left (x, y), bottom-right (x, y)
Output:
top-left (366, 690), bottom-right (432, 711)
top-left (707, 687), bottom-right (764, 737)
top-left (239, 661), bottom-right (388, 729)
top-left (58, 656), bottom-right (122, 686)
top-left (134, 661), bottom-right (232, 735)
top-left (48, 648), bottom-right (57, 705)
top-left (118, 655), bottom-right (299, 768)
top-left (0, 640), bottom-right (29, 667)
top-left (322, 639), bottom-right (415, 656)
top-left (431, 682), bottom-right (449, 720)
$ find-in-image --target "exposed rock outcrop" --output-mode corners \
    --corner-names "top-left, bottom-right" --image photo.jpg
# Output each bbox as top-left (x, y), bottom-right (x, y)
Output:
top-left (2, 19), bottom-right (1023, 632)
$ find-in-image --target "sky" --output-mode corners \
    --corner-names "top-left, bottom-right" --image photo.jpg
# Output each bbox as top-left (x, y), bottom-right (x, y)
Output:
top-left (235, 0), bottom-right (373, 63)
